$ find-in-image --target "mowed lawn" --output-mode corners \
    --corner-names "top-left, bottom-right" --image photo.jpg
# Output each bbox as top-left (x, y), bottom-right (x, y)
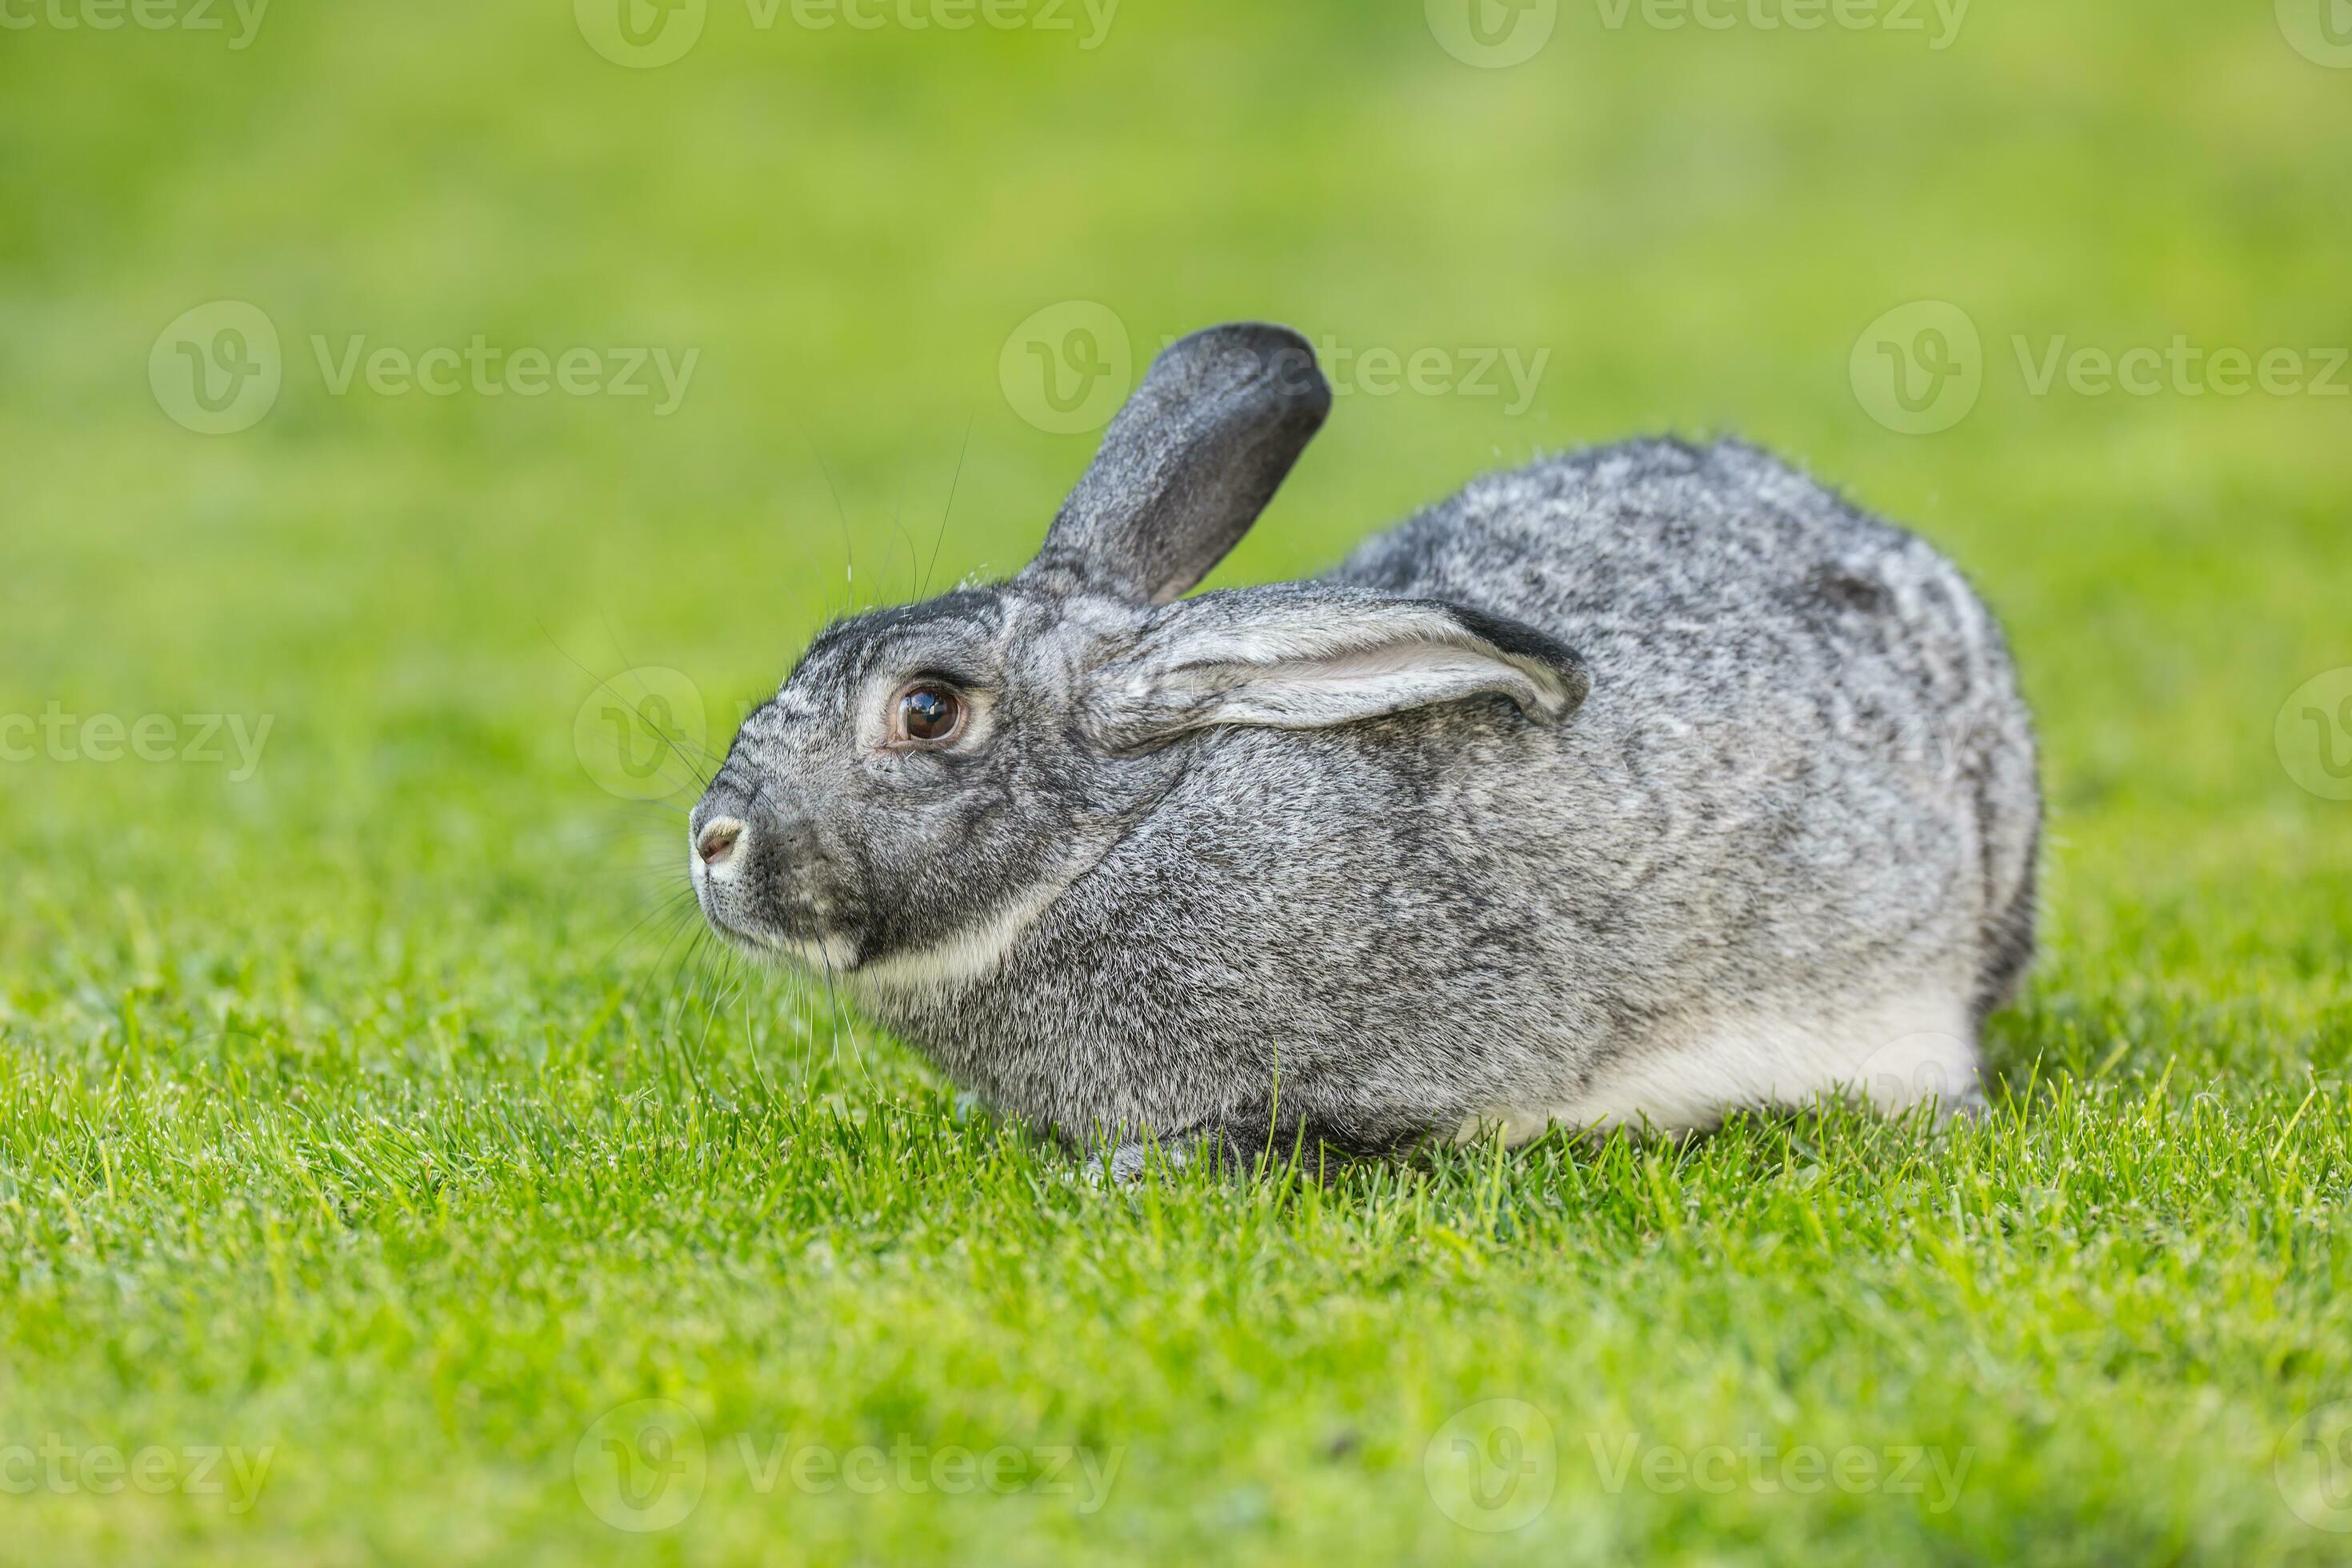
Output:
top-left (3, 1), bottom-right (2351, 1562)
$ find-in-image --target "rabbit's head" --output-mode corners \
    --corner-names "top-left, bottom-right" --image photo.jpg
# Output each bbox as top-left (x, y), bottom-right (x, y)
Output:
top-left (689, 323), bottom-right (1588, 980)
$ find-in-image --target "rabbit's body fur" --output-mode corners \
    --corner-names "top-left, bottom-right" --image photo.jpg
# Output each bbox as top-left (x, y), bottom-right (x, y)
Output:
top-left (845, 438), bottom-right (2035, 1155)
top-left (693, 328), bottom-right (2038, 1168)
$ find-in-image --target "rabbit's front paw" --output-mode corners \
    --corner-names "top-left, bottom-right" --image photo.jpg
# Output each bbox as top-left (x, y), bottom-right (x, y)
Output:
top-left (1085, 1128), bottom-right (1254, 1186)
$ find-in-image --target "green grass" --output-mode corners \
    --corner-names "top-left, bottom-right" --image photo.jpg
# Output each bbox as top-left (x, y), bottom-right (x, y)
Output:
top-left (5, 1), bottom-right (2352, 1562)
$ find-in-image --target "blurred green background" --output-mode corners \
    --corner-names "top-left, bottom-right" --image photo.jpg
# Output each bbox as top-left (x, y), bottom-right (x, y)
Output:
top-left (4, 1), bottom-right (2351, 1563)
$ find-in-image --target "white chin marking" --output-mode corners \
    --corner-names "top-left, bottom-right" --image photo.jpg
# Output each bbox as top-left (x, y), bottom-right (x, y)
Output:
top-left (849, 876), bottom-right (1074, 991)
top-left (752, 930), bottom-right (858, 972)
top-left (1456, 989), bottom-right (1981, 1145)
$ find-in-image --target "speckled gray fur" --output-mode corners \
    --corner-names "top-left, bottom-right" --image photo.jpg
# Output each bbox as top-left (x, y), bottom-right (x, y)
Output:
top-left (691, 323), bottom-right (2040, 1168)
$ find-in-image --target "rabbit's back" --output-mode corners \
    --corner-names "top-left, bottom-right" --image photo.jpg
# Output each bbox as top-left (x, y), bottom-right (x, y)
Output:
top-left (1326, 438), bottom-right (2039, 1118)
top-left (1336, 438), bottom-right (1989, 677)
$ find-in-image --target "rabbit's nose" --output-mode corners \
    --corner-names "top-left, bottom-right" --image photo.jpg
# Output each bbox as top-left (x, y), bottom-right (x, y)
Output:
top-left (695, 816), bottom-right (746, 874)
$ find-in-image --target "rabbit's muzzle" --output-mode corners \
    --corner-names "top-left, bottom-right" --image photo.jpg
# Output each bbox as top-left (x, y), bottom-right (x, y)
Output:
top-left (687, 787), bottom-right (852, 965)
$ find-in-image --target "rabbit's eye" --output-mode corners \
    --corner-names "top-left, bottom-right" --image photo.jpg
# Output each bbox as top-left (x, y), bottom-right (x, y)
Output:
top-left (893, 684), bottom-right (965, 745)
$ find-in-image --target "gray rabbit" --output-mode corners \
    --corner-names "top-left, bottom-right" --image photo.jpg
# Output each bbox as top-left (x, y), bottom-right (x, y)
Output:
top-left (689, 322), bottom-right (2039, 1172)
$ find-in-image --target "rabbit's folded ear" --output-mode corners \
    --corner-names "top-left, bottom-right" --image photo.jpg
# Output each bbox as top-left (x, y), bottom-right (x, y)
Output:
top-left (1022, 323), bottom-right (1332, 606)
top-left (1082, 586), bottom-right (1590, 752)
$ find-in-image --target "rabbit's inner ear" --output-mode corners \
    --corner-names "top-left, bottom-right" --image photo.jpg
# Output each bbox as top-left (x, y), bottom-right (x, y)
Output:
top-left (1021, 323), bottom-right (1332, 606)
top-left (1081, 593), bottom-right (1590, 752)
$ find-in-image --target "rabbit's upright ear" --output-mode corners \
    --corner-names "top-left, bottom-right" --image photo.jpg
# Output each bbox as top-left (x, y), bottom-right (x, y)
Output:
top-left (1082, 586), bottom-right (1591, 752)
top-left (1022, 323), bottom-right (1332, 606)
